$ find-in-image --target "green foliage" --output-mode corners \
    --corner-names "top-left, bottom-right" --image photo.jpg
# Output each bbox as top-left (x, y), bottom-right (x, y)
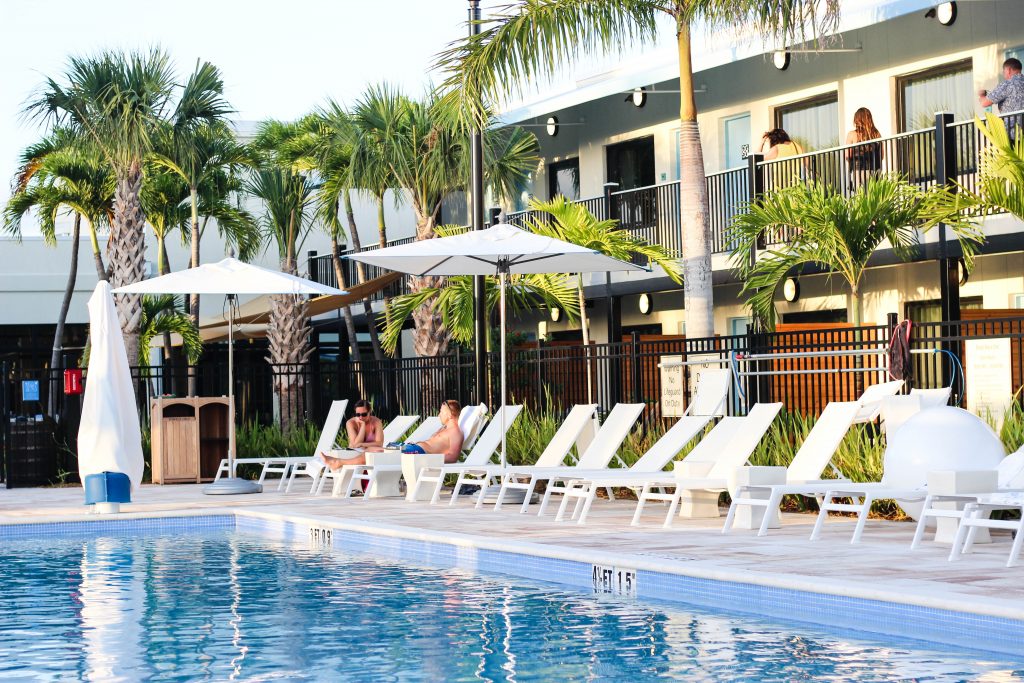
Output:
top-left (139, 295), bottom-right (202, 366)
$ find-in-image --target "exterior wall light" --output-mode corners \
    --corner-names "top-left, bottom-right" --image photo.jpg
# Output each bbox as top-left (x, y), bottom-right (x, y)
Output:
top-left (550, 306), bottom-right (561, 322)
top-left (773, 51), bottom-right (791, 71)
top-left (628, 88), bottom-right (647, 108)
top-left (545, 116), bottom-right (559, 137)
top-left (783, 277), bottom-right (800, 302)
top-left (638, 293), bottom-right (653, 315)
top-left (926, 2), bottom-right (957, 26)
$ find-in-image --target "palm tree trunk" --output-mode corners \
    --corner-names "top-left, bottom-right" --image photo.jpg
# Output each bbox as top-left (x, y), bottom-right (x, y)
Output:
top-left (86, 220), bottom-right (107, 282)
top-left (410, 211), bottom-right (449, 358)
top-left (109, 164), bottom-right (146, 373)
top-left (156, 235), bottom-right (174, 368)
top-left (268, 253), bottom-right (312, 433)
top-left (49, 213), bottom-right (81, 415)
top-left (850, 284), bottom-right (862, 327)
top-left (331, 235), bottom-right (362, 364)
top-left (345, 191), bottom-right (385, 361)
top-left (188, 185), bottom-right (200, 397)
top-left (677, 22), bottom-right (715, 340)
top-left (577, 281), bottom-right (593, 404)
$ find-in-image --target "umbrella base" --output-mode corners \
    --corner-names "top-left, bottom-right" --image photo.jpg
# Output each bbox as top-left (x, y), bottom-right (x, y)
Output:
top-left (203, 477), bottom-right (262, 495)
top-left (477, 485), bottom-right (538, 506)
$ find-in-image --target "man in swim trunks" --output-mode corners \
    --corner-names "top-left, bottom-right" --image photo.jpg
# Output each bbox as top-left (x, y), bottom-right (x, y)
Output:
top-left (321, 399), bottom-right (464, 468)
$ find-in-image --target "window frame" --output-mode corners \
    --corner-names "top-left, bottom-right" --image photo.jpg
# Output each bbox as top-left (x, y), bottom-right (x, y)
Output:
top-left (895, 58), bottom-right (973, 132)
top-left (546, 157), bottom-right (581, 201)
top-left (771, 91), bottom-right (839, 153)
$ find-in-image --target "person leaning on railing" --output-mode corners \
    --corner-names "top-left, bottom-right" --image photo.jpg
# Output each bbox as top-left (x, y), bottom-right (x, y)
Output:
top-left (979, 57), bottom-right (1024, 141)
top-left (845, 107), bottom-right (884, 191)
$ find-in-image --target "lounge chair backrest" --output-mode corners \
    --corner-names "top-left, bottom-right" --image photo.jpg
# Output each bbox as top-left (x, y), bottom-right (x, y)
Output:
top-left (534, 404), bottom-right (599, 468)
top-left (854, 380), bottom-right (904, 422)
top-left (688, 368), bottom-right (732, 417)
top-left (880, 395), bottom-right (921, 435)
top-left (314, 400), bottom-right (348, 456)
top-left (998, 444), bottom-right (1024, 488)
top-left (629, 414), bottom-right (713, 472)
top-left (405, 417), bottom-right (443, 444)
top-left (705, 402), bottom-right (783, 479)
top-left (463, 405), bottom-right (523, 465)
top-left (576, 403), bottom-right (645, 469)
top-left (910, 386), bottom-right (952, 409)
top-left (459, 403), bottom-right (487, 451)
top-left (786, 401), bottom-right (860, 483)
top-left (382, 415), bottom-right (419, 444)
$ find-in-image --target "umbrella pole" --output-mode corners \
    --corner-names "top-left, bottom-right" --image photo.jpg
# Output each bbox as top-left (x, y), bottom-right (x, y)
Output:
top-left (500, 270), bottom-right (507, 469)
top-left (228, 293), bottom-right (236, 475)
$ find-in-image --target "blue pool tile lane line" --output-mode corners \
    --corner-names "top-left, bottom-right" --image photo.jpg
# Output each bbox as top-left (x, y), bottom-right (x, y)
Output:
top-left (4, 509), bottom-right (1023, 656)
top-left (232, 510), bottom-right (1024, 656)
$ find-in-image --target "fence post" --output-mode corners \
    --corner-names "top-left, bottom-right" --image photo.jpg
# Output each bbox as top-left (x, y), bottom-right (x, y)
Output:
top-left (745, 152), bottom-right (765, 257)
top-left (934, 111), bottom-right (960, 388)
top-left (630, 331), bottom-right (642, 405)
top-left (0, 361), bottom-right (7, 483)
top-left (535, 339), bottom-right (543, 412)
top-left (603, 182), bottom-right (619, 222)
top-left (487, 207), bottom-right (502, 226)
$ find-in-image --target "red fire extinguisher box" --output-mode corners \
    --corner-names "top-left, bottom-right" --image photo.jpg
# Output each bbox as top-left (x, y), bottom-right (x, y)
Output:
top-left (64, 369), bottom-right (83, 395)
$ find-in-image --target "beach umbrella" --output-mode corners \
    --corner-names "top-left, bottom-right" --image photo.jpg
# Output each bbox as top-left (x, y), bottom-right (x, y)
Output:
top-left (349, 223), bottom-right (647, 470)
top-left (114, 257), bottom-right (345, 494)
top-left (78, 281), bottom-right (145, 491)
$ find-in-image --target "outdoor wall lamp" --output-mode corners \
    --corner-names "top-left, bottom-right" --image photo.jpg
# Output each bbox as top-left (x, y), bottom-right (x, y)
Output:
top-left (926, 2), bottom-right (957, 26)
top-left (625, 88), bottom-right (647, 108)
top-left (638, 293), bottom-right (653, 315)
top-left (550, 306), bottom-right (561, 322)
top-left (783, 277), bottom-right (800, 302)
top-left (545, 116), bottom-right (559, 137)
top-left (772, 51), bottom-right (791, 71)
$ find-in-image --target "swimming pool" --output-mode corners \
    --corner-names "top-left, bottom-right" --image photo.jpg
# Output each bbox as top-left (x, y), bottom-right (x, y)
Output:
top-left (1, 518), bottom-right (1021, 681)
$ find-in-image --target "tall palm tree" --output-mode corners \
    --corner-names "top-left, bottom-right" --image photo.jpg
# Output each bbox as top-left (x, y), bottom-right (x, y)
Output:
top-left (138, 294), bottom-right (202, 367)
top-left (356, 85), bottom-right (538, 358)
top-left (4, 132), bottom-right (114, 382)
top-left (436, 0), bottom-right (841, 339)
top-left (245, 166), bottom-right (316, 431)
top-left (729, 175), bottom-right (984, 328)
top-left (26, 49), bottom-right (231, 365)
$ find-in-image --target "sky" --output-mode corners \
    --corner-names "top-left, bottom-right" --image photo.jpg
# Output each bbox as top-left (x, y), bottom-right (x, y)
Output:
top-left (0, 0), bottom-right (512, 232)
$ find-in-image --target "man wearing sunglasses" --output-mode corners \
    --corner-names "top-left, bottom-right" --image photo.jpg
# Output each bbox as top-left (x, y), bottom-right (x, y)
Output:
top-left (345, 399), bottom-right (384, 452)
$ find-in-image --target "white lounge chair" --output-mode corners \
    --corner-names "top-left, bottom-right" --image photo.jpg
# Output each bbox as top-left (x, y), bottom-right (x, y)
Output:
top-left (721, 401), bottom-right (862, 536)
top-left (627, 402), bottom-right (785, 527)
top-left (214, 399), bottom-right (347, 490)
top-left (949, 494), bottom-right (1024, 567)
top-left (853, 380), bottom-right (904, 423)
top-left (544, 413), bottom-right (714, 523)
top-left (684, 367), bottom-right (733, 417)
top-left (280, 400), bottom-right (352, 492)
top-left (437, 404), bottom-right (599, 509)
top-left (494, 403), bottom-right (646, 514)
top-left (412, 405), bottom-right (524, 505)
top-left (381, 415), bottom-right (420, 445)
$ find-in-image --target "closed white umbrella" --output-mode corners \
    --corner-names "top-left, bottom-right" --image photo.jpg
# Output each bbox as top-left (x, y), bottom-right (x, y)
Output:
top-left (349, 223), bottom-right (647, 471)
top-left (78, 281), bottom-right (145, 491)
top-left (114, 257), bottom-right (345, 494)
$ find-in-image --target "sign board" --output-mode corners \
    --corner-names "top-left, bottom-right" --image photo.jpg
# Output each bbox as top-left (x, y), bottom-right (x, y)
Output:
top-left (592, 564), bottom-right (637, 597)
top-left (688, 353), bottom-right (727, 416)
top-left (965, 338), bottom-right (1013, 427)
top-left (21, 380), bottom-right (40, 402)
top-left (660, 355), bottom-right (685, 417)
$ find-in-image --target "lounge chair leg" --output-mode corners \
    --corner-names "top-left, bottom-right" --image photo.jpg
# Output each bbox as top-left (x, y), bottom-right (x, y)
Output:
top-left (554, 485), bottom-right (573, 522)
top-left (850, 494), bottom-right (872, 544)
top-left (538, 482), bottom-right (555, 517)
top-left (910, 495), bottom-right (934, 550)
top-left (604, 486), bottom-right (614, 501)
top-left (439, 472), bottom-right (455, 506)
top-left (962, 508), bottom-right (984, 554)
top-left (363, 469), bottom-right (376, 500)
top-left (664, 491), bottom-right (681, 529)
top-left (493, 478), bottom-right (509, 511)
top-left (723, 492), bottom-right (741, 534)
top-left (757, 490), bottom-right (783, 537)
top-left (520, 479), bottom-right (538, 514)
top-left (948, 509), bottom-right (972, 562)
top-left (577, 488), bottom-right (597, 525)
top-left (809, 491), bottom-right (833, 541)
top-left (1007, 523), bottom-right (1024, 568)
top-left (631, 486), bottom-right (650, 527)
top-left (474, 477), bottom-right (490, 509)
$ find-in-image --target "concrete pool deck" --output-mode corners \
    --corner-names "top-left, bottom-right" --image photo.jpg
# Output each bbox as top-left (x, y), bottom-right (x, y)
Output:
top-left (2, 483), bottom-right (1022, 621)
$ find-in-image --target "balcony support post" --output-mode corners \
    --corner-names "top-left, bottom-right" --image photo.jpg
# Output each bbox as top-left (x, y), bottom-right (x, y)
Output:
top-left (934, 112), bottom-right (960, 389)
top-left (469, 0), bottom-right (489, 407)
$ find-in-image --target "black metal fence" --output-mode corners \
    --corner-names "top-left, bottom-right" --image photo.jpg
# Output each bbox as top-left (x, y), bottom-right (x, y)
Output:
top-left (6, 316), bottom-right (1024, 487)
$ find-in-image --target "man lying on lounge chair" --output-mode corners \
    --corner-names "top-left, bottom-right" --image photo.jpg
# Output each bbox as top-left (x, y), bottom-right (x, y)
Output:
top-left (321, 399), bottom-right (464, 468)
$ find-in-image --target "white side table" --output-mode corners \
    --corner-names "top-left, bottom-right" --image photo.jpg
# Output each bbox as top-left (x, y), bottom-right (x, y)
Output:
top-left (365, 451), bottom-right (403, 498)
top-left (401, 452), bottom-right (445, 501)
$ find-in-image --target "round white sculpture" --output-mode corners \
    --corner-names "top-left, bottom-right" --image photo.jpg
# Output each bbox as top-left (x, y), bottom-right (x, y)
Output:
top-left (882, 406), bottom-right (1005, 519)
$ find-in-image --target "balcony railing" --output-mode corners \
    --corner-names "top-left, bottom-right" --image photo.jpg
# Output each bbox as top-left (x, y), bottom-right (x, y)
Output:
top-left (309, 110), bottom-right (1024, 291)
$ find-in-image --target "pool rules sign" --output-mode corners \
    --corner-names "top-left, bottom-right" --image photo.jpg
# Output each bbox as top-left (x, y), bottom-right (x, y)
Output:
top-left (965, 338), bottom-right (1012, 427)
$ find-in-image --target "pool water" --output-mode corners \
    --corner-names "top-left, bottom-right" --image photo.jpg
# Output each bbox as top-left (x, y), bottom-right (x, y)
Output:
top-left (1, 529), bottom-right (1021, 682)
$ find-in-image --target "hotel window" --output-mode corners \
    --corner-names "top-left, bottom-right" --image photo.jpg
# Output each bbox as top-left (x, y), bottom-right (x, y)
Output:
top-left (897, 59), bottom-right (974, 131)
top-left (1013, 293), bottom-right (1024, 309)
top-left (606, 135), bottom-right (655, 190)
top-left (722, 113), bottom-right (752, 170)
top-left (773, 93), bottom-right (839, 152)
top-left (547, 158), bottom-right (580, 200)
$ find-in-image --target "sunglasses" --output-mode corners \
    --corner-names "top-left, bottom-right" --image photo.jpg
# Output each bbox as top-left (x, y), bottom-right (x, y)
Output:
top-left (355, 411), bottom-right (370, 417)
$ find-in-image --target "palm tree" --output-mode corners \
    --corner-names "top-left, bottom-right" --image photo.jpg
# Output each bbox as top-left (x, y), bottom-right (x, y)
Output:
top-left (4, 131), bottom-right (114, 384)
top-left (728, 175), bottom-right (984, 328)
top-left (436, 0), bottom-right (841, 339)
top-left (245, 166), bottom-right (315, 431)
top-left (139, 294), bottom-right (202, 367)
top-left (26, 49), bottom-right (230, 365)
top-left (355, 85), bottom-right (538, 358)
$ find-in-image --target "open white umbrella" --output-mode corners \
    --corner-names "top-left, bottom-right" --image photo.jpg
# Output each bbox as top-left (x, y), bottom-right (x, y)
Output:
top-left (78, 281), bottom-right (145, 491)
top-left (349, 223), bottom-right (647, 472)
top-left (114, 257), bottom-right (345, 494)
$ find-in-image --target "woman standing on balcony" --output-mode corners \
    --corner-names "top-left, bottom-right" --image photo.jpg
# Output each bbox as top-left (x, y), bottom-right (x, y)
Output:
top-left (845, 108), bottom-right (884, 190)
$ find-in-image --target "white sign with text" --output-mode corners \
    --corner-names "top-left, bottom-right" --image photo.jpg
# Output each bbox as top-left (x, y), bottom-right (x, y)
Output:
top-left (660, 355), bottom-right (685, 417)
top-left (965, 338), bottom-right (1013, 427)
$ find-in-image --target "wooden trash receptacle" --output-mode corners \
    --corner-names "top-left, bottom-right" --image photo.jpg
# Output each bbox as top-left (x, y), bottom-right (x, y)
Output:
top-left (150, 397), bottom-right (233, 484)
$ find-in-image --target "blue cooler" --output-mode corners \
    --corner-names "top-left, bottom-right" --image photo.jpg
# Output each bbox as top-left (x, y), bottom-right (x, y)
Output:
top-left (84, 472), bottom-right (131, 513)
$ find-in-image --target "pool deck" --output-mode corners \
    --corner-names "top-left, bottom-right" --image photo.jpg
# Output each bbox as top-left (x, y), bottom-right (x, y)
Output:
top-left (2, 483), bottom-right (1022, 622)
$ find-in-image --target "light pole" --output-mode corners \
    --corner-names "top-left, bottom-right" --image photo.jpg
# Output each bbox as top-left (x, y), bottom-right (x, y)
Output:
top-left (469, 0), bottom-right (488, 405)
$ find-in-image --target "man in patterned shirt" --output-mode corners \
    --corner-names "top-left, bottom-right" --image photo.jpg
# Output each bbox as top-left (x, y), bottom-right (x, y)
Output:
top-left (979, 58), bottom-right (1024, 115)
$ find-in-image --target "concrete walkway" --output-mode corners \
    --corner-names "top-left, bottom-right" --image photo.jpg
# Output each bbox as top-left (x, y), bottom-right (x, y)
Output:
top-left (2, 483), bottom-right (1022, 619)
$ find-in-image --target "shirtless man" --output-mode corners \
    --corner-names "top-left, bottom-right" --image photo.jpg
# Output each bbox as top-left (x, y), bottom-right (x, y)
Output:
top-left (321, 399), bottom-right (464, 468)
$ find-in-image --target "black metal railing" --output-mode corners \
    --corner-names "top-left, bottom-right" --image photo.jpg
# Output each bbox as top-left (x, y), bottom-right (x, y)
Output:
top-left (611, 182), bottom-right (682, 259)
